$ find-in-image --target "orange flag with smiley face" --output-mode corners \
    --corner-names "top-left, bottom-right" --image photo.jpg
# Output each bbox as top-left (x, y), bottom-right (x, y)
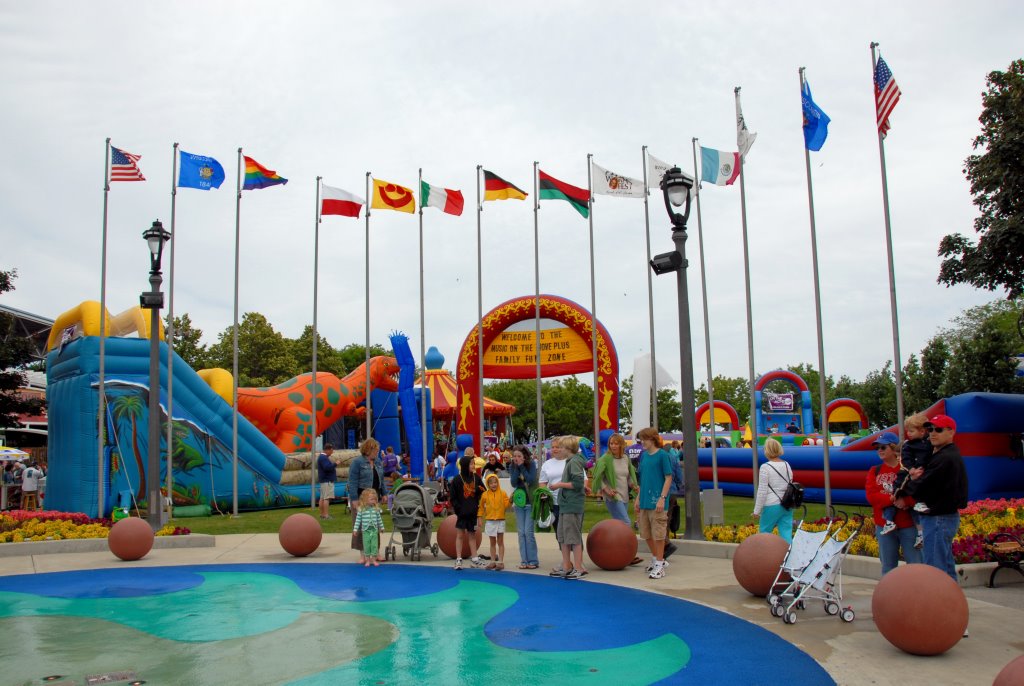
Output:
top-left (371, 178), bottom-right (416, 214)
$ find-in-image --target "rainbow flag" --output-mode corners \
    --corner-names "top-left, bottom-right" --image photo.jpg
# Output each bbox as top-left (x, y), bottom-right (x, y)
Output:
top-left (242, 155), bottom-right (288, 190)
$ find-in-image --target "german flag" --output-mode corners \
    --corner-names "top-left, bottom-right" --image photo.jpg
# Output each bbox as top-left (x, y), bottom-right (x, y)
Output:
top-left (539, 170), bottom-right (589, 218)
top-left (483, 169), bottom-right (528, 201)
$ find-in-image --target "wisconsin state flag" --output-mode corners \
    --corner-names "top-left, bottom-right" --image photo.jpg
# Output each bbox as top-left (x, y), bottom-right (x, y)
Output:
top-left (371, 178), bottom-right (416, 213)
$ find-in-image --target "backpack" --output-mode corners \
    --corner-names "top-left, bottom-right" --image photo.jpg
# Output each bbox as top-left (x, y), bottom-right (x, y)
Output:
top-left (767, 463), bottom-right (804, 510)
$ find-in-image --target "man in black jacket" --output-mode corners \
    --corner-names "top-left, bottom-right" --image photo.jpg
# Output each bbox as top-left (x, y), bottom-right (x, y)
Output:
top-left (907, 414), bottom-right (968, 582)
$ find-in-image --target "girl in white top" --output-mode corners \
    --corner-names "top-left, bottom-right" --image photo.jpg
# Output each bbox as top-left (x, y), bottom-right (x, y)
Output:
top-left (752, 438), bottom-right (794, 543)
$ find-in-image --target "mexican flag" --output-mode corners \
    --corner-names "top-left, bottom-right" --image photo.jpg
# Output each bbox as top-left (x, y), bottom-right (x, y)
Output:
top-left (421, 180), bottom-right (465, 216)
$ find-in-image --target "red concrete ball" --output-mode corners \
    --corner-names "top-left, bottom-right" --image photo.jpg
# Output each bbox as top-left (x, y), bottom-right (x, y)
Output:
top-left (278, 513), bottom-right (323, 557)
top-left (437, 514), bottom-right (482, 559)
top-left (585, 519), bottom-right (638, 570)
top-left (732, 533), bottom-right (790, 596)
top-left (872, 563), bottom-right (968, 655)
top-left (994, 655), bottom-right (1024, 686)
top-left (107, 517), bottom-right (155, 561)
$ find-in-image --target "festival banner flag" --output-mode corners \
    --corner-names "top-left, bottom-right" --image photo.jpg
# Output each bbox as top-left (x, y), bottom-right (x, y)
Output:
top-left (700, 147), bottom-right (741, 186)
top-left (242, 156), bottom-right (288, 190)
top-left (801, 79), bottom-right (831, 152)
top-left (737, 101), bottom-right (757, 160)
top-left (421, 180), bottom-right (465, 215)
top-left (178, 150), bottom-right (225, 190)
top-left (110, 146), bottom-right (145, 182)
top-left (646, 152), bottom-right (672, 189)
top-left (321, 184), bottom-right (364, 218)
top-left (538, 170), bottom-right (590, 218)
top-left (874, 55), bottom-right (902, 137)
top-left (591, 161), bottom-right (644, 198)
top-left (482, 170), bottom-right (528, 201)
top-left (371, 178), bottom-right (416, 213)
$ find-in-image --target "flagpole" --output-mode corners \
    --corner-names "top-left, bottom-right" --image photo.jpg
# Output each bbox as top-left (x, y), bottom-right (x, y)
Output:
top-left (365, 172), bottom-right (372, 443)
top-left (692, 138), bottom-right (719, 488)
top-left (476, 165), bottom-right (485, 450)
top-left (533, 161), bottom-right (543, 448)
top-left (419, 167), bottom-right (428, 480)
top-left (586, 154), bottom-right (600, 456)
top-left (871, 41), bottom-right (905, 440)
top-left (311, 176), bottom-right (321, 509)
top-left (799, 68), bottom-right (832, 512)
top-left (232, 147), bottom-right (242, 517)
top-left (167, 142), bottom-right (178, 517)
top-left (641, 146), bottom-right (658, 430)
top-left (735, 87), bottom-right (759, 490)
top-left (98, 137), bottom-right (111, 518)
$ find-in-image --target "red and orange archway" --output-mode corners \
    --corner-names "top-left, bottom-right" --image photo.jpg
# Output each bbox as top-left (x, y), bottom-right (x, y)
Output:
top-left (455, 294), bottom-right (618, 452)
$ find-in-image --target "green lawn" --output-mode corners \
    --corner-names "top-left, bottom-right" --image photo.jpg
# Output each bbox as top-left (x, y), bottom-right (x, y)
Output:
top-left (171, 495), bottom-right (872, 535)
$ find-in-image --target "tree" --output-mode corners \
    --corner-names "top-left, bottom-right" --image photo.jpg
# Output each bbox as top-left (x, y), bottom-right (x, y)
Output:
top-left (208, 312), bottom-right (298, 387)
top-left (542, 377), bottom-right (595, 437)
top-left (164, 313), bottom-right (210, 370)
top-left (695, 375), bottom-right (751, 426)
top-left (938, 59), bottom-right (1024, 298)
top-left (484, 379), bottom-right (538, 438)
top-left (942, 318), bottom-right (1023, 396)
top-left (337, 343), bottom-right (390, 375)
top-left (289, 326), bottom-right (347, 377)
top-left (902, 338), bottom-right (950, 413)
top-left (618, 375), bottom-right (682, 434)
top-left (858, 361), bottom-right (898, 430)
top-left (0, 270), bottom-right (45, 428)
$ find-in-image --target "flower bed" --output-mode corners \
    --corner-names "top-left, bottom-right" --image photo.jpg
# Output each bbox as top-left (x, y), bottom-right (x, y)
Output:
top-left (703, 498), bottom-right (1024, 564)
top-left (0, 510), bottom-right (190, 543)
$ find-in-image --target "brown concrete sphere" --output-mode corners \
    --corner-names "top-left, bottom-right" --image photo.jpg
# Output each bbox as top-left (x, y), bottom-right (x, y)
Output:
top-left (437, 514), bottom-right (482, 559)
top-left (107, 517), bottom-right (155, 561)
top-left (994, 655), bottom-right (1024, 686)
top-left (732, 532), bottom-right (790, 596)
top-left (872, 563), bottom-right (968, 655)
top-left (585, 519), bottom-right (639, 570)
top-left (278, 513), bottom-right (323, 557)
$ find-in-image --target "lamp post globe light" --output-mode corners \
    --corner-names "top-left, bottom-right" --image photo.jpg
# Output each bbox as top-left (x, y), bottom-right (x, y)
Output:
top-left (140, 219), bottom-right (171, 530)
top-left (649, 167), bottom-right (703, 540)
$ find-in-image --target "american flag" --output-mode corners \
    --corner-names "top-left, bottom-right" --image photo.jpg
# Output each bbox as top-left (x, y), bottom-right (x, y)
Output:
top-left (874, 56), bottom-right (902, 138)
top-left (110, 145), bottom-right (145, 182)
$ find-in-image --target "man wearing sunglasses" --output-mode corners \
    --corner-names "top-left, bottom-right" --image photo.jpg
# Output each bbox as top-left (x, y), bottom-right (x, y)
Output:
top-left (906, 414), bottom-right (969, 583)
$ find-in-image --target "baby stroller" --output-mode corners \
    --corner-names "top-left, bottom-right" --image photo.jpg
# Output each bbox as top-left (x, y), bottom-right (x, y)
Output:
top-left (766, 507), bottom-right (830, 607)
top-left (431, 478), bottom-right (452, 518)
top-left (385, 482), bottom-right (439, 561)
top-left (770, 511), bottom-right (856, 624)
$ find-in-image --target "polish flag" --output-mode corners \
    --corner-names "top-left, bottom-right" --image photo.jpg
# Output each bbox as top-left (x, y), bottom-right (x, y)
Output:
top-left (321, 184), bottom-right (364, 218)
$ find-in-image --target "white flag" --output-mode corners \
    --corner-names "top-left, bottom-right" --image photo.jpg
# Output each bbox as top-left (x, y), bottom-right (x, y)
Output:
top-left (737, 99), bottom-right (757, 160)
top-left (591, 161), bottom-right (644, 198)
top-left (646, 152), bottom-right (672, 189)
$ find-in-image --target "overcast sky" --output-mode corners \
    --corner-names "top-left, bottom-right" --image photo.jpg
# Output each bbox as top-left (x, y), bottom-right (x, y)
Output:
top-left (2, 2), bottom-right (1020, 395)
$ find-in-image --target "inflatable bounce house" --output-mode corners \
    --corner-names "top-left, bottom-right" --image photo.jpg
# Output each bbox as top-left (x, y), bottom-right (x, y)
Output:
top-left (43, 301), bottom-right (431, 517)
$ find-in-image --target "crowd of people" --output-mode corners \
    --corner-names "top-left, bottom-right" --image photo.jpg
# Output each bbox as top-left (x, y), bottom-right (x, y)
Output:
top-left (2, 457), bottom-right (45, 510)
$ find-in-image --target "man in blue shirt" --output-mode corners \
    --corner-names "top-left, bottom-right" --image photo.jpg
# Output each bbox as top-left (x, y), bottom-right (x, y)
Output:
top-left (633, 427), bottom-right (675, 579)
top-left (317, 444), bottom-right (337, 520)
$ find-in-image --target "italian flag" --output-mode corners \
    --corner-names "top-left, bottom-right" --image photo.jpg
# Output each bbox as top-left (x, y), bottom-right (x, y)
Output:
top-left (321, 184), bottom-right (364, 218)
top-left (421, 180), bottom-right (465, 216)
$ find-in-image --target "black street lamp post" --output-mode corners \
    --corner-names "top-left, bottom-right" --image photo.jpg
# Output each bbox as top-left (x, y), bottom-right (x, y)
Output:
top-left (140, 219), bottom-right (171, 530)
top-left (650, 167), bottom-right (703, 540)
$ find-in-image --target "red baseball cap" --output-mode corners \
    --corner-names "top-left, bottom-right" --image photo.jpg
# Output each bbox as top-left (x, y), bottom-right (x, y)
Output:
top-left (925, 414), bottom-right (956, 431)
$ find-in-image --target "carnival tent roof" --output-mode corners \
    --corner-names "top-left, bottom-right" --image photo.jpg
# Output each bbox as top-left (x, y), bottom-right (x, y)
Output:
top-left (416, 369), bottom-right (516, 419)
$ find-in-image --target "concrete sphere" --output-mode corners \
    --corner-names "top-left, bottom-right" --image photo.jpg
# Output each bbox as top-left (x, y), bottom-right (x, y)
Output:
top-left (107, 517), bottom-right (155, 561)
top-left (732, 533), bottom-right (790, 596)
top-left (872, 563), bottom-right (968, 655)
top-left (437, 514), bottom-right (482, 559)
top-left (585, 519), bottom-right (638, 570)
top-left (994, 655), bottom-right (1024, 686)
top-left (278, 513), bottom-right (323, 557)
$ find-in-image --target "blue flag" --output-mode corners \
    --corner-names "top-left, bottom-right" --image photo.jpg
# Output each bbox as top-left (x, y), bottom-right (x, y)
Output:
top-left (801, 80), bottom-right (830, 151)
top-left (178, 150), bottom-right (225, 190)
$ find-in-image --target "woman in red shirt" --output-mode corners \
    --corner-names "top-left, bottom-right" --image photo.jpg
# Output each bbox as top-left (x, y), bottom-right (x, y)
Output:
top-left (864, 433), bottom-right (922, 574)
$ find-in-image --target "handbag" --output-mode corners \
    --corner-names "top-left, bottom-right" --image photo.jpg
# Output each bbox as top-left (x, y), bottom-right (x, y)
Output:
top-left (351, 530), bottom-right (363, 550)
top-left (767, 463), bottom-right (804, 510)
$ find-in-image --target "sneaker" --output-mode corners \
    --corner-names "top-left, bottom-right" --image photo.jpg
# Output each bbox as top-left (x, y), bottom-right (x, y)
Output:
top-left (880, 521), bottom-right (897, 536)
top-left (649, 562), bottom-right (666, 579)
top-left (564, 568), bottom-right (582, 580)
top-left (962, 627), bottom-right (969, 638)
top-left (470, 556), bottom-right (486, 567)
top-left (645, 559), bottom-right (670, 573)
top-left (913, 502), bottom-right (930, 513)
top-left (914, 532), bottom-right (924, 549)
top-left (549, 567), bottom-right (567, 577)
top-left (664, 542), bottom-right (679, 559)
top-left (454, 558), bottom-right (463, 571)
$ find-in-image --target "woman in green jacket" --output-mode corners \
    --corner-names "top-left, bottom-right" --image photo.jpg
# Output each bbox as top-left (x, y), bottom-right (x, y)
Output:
top-left (591, 433), bottom-right (638, 525)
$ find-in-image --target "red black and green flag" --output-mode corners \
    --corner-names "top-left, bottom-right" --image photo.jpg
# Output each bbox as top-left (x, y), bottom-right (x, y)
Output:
top-left (539, 169), bottom-right (590, 218)
top-left (483, 169), bottom-right (528, 201)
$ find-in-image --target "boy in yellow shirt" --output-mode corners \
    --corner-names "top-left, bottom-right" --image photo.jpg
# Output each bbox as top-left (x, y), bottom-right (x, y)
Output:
top-left (478, 473), bottom-right (512, 570)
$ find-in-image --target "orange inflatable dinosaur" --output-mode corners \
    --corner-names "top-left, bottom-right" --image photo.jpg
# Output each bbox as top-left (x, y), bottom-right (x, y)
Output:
top-left (237, 356), bottom-right (399, 453)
